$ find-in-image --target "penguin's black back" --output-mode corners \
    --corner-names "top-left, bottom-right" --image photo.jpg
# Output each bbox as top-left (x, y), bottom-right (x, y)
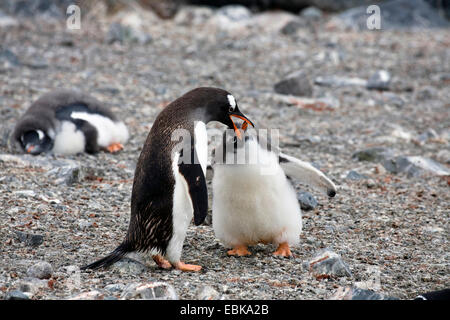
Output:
top-left (127, 95), bottom-right (200, 255)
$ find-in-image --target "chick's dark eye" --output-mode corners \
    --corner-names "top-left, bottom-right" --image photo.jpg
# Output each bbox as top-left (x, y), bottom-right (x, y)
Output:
top-left (229, 106), bottom-right (234, 112)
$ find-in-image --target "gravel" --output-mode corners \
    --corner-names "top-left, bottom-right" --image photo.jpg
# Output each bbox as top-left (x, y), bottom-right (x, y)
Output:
top-left (0, 3), bottom-right (449, 300)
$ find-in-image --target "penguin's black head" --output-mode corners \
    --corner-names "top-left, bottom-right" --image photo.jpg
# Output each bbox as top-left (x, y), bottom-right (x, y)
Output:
top-left (190, 87), bottom-right (254, 139)
top-left (20, 129), bottom-right (53, 155)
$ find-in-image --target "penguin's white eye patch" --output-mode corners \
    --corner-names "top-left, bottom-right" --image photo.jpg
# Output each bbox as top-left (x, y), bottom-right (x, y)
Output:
top-left (227, 94), bottom-right (236, 111)
top-left (36, 130), bottom-right (45, 140)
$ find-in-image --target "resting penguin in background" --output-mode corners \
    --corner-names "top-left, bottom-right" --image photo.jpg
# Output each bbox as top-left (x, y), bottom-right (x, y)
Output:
top-left (212, 127), bottom-right (337, 257)
top-left (12, 89), bottom-right (129, 155)
top-left (81, 87), bottom-right (254, 272)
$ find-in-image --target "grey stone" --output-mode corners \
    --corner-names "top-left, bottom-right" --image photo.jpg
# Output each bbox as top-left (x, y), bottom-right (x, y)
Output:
top-left (106, 23), bottom-right (126, 44)
top-left (300, 6), bottom-right (323, 20)
top-left (197, 285), bottom-right (222, 300)
top-left (13, 190), bottom-right (36, 198)
top-left (15, 231), bottom-right (44, 247)
top-left (308, 249), bottom-right (352, 278)
top-left (111, 257), bottom-right (148, 275)
top-left (367, 70), bottom-right (391, 91)
top-left (121, 282), bottom-right (178, 300)
top-left (345, 170), bottom-right (369, 181)
top-left (314, 75), bottom-right (367, 88)
top-left (216, 5), bottom-right (252, 22)
top-left (280, 19), bottom-right (305, 35)
top-left (297, 191), bottom-right (318, 211)
top-left (104, 283), bottom-right (126, 294)
top-left (274, 70), bottom-right (313, 97)
top-left (352, 147), bottom-right (394, 162)
top-left (106, 23), bottom-right (152, 45)
top-left (5, 290), bottom-right (30, 300)
top-left (436, 150), bottom-right (450, 164)
top-left (382, 156), bottom-right (450, 177)
top-left (47, 164), bottom-right (83, 186)
top-left (27, 261), bottom-right (53, 279)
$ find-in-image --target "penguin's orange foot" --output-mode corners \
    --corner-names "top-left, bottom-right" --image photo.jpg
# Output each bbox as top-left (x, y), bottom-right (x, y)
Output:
top-left (106, 142), bottom-right (123, 153)
top-left (273, 242), bottom-right (292, 257)
top-left (152, 255), bottom-right (172, 270)
top-left (227, 245), bottom-right (251, 257)
top-left (173, 261), bottom-right (202, 272)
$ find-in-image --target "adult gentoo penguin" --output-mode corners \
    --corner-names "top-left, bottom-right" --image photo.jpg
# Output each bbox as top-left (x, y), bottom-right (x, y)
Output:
top-left (82, 87), bottom-right (254, 272)
top-left (12, 89), bottom-right (129, 155)
top-left (212, 128), bottom-right (336, 257)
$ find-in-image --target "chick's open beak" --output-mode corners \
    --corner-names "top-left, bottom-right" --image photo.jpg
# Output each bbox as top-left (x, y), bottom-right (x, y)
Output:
top-left (229, 113), bottom-right (254, 140)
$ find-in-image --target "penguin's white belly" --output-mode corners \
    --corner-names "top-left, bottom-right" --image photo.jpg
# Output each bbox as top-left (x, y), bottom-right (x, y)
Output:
top-left (212, 151), bottom-right (302, 248)
top-left (165, 152), bottom-right (194, 263)
top-left (52, 121), bottom-right (86, 155)
top-left (70, 112), bottom-right (129, 148)
top-left (165, 123), bottom-right (208, 263)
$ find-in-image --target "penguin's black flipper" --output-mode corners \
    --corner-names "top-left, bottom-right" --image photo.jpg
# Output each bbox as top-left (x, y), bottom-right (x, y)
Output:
top-left (178, 162), bottom-right (208, 226)
top-left (71, 118), bottom-right (99, 154)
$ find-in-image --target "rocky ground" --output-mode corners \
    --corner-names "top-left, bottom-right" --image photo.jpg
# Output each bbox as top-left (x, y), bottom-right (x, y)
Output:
top-left (0, 3), bottom-right (449, 300)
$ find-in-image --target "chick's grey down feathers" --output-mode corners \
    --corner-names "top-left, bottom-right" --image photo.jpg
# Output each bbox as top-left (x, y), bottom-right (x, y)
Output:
top-left (12, 89), bottom-right (117, 154)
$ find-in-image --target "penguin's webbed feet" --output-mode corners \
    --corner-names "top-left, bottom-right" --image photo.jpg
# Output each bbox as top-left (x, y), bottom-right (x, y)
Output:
top-left (152, 255), bottom-right (202, 272)
top-left (152, 255), bottom-right (172, 269)
top-left (173, 261), bottom-right (202, 272)
top-left (227, 245), bottom-right (251, 257)
top-left (106, 142), bottom-right (123, 153)
top-left (272, 242), bottom-right (292, 258)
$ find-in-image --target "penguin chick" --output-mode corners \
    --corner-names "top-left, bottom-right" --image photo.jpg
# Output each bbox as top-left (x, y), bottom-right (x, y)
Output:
top-left (212, 129), bottom-right (336, 257)
top-left (12, 89), bottom-right (129, 155)
top-left (81, 87), bottom-right (254, 272)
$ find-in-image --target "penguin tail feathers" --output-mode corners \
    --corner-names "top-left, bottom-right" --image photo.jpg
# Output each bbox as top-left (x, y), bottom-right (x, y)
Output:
top-left (80, 242), bottom-right (133, 271)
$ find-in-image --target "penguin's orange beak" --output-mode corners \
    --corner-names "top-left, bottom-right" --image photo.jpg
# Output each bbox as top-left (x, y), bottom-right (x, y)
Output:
top-left (26, 145), bottom-right (35, 153)
top-left (229, 114), bottom-right (254, 140)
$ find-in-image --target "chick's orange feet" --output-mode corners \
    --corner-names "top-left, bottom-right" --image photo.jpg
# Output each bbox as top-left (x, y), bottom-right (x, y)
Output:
top-left (106, 142), bottom-right (123, 153)
top-left (273, 242), bottom-right (292, 257)
top-left (227, 245), bottom-right (251, 257)
top-left (173, 261), bottom-right (202, 272)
